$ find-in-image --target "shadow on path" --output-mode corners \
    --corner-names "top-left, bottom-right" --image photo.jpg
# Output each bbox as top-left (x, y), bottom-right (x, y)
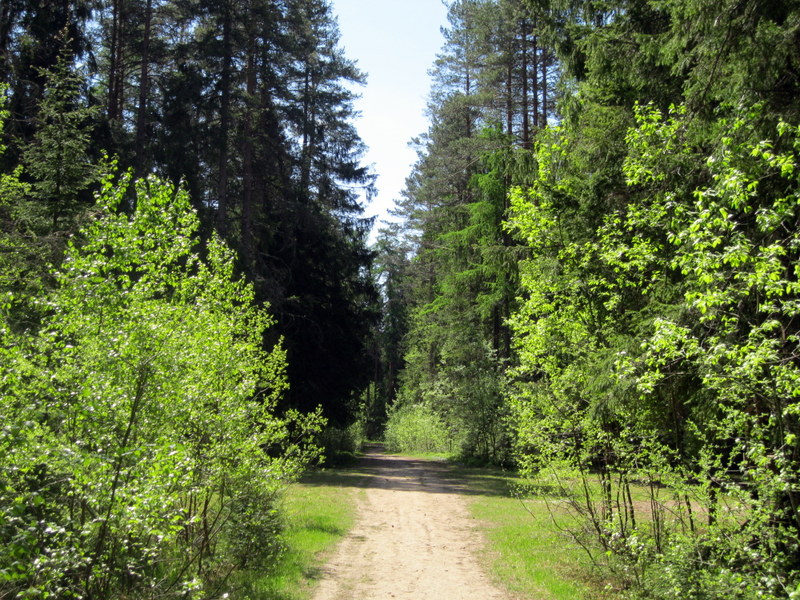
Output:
top-left (301, 442), bottom-right (516, 498)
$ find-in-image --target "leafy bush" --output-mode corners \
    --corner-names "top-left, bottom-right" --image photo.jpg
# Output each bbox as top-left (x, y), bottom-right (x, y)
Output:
top-left (0, 173), bottom-right (322, 598)
top-left (384, 403), bottom-right (452, 454)
top-left (506, 106), bottom-right (800, 599)
top-left (317, 421), bottom-right (366, 465)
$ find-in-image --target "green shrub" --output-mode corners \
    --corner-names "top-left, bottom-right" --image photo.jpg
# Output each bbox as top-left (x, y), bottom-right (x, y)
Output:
top-left (318, 420), bottom-right (366, 465)
top-left (384, 403), bottom-right (452, 454)
top-left (0, 173), bottom-right (322, 599)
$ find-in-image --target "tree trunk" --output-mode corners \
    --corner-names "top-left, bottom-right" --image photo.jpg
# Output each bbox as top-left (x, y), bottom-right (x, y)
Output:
top-left (464, 69), bottom-right (472, 138)
top-left (531, 25), bottom-right (539, 131)
top-left (134, 0), bottom-right (152, 177)
top-left (300, 62), bottom-right (313, 192)
top-left (541, 48), bottom-right (548, 128)
top-left (217, 3), bottom-right (232, 235)
top-left (107, 0), bottom-right (125, 124)
top-left (0, 2), bottom-right (17, 83)
top-left (506, 60), bottom-right (513, 136)
top-left (520, 19), bottom-right (530, 148)
top-left (241, 32), bottom-right (257, 266)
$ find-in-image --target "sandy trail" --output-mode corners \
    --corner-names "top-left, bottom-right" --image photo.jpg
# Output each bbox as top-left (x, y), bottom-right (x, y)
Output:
top-left (311, 445), bottom-right (511, 600)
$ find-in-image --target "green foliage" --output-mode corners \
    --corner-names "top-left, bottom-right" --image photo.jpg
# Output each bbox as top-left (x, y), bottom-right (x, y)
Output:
top-left (506, 102), bottom-right (800, 598)
top-left (3, 0), bottom-right (379, 425)
top-left (622, 104), bottom-right (800, 598)
top-left (387, 0), bottom-right (556, 463)
top-left (0, 88), bottom-right (35, 323)
top-left (0, 45), bottom-right (101, 331)
top-left (0, 173), bottom-right (322, 598)
top-left (384, 403), bottom-right (455, 455)
top-left (317, 421), bottom-right (367, 465)
top-left (395, 135), bottom-right (524, 463)
top-left (502, 2), bottom-right (800, 593)
top-left (388, 0), bottom-right (800, 595)
top-left (369, 227), bottom-right (412, 434)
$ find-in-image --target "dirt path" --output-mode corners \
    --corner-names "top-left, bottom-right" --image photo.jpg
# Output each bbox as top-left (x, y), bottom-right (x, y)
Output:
top-left (311, 445), bottom-right (511, 600)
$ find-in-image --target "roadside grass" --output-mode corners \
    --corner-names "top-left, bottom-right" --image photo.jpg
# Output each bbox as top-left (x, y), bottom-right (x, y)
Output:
top-left (443, 465), bottom-right (619, 600)
top-left (377, 440), bottom-right (460, 462)
top-left (240, 469), bottom-right (360, 600)
top-left (244, 448), bottom-right (624, 600)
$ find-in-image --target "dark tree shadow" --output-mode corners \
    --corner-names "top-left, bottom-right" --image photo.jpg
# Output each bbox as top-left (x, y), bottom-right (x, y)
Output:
top-left (300, 444), bottom-right (518, 498)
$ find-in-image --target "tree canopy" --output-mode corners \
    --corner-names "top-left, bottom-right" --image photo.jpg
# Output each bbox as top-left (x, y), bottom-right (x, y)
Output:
top-left (1, 0), bottom-right (378, 424)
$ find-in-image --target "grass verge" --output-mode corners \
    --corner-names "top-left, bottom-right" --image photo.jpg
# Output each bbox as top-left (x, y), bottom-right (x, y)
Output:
top-left (241, 469), bottom-right (360, 599)
top-left (445, 465), bottom-right (617, 600)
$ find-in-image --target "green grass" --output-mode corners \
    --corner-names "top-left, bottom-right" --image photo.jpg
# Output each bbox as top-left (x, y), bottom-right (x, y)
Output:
top-left (240, 469), bottom-right (361, 599)
top-left (445, 465), bottom-right (618, 600)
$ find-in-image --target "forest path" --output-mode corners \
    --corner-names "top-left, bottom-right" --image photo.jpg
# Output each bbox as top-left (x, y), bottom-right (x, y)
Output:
top-left (310, 444), bottom-right (513, 600)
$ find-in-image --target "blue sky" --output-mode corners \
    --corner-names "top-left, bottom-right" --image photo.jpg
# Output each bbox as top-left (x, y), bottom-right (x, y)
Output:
top-left (331, 0), bottom-right (449, 238)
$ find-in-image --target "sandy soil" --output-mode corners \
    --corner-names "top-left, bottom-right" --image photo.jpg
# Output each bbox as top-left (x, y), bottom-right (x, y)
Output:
top-left (311, 445), bottom-right (512, 600)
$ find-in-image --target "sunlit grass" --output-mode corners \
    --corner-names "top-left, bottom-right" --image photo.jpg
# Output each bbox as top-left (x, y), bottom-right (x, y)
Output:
top-left (384, 449), bottom-right (455, 461)
top-left (240, 470), bottom-right (359, 600)
top-left (448, 465), bottom-right (618, 600)
top-left (463, 466), bottom-right (732, 600)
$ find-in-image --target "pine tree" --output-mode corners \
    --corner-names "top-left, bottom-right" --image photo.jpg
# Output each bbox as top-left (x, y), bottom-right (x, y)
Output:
top-left (22, 40), bottom-right (100, 227)
top-left (384, 0), bottom-right (556, 460)
top-left (0, 0), bottom-right (94, 167)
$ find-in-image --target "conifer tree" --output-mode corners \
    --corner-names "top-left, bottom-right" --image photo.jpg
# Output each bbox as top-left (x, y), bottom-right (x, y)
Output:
top-left (22, 41), bottom-right (100, 227)
top-left (386, 0), bottom-right (556, 461)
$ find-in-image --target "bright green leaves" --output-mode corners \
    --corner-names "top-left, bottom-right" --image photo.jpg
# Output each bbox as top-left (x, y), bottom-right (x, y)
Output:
top-left (628, 106), bottom-right (800, 320)
top-left (59, 172), bottom-right (198, 304)
top-left (507, 101), bottom-right (800, 598)
top-left (0, 173), bottom-right (321, 598)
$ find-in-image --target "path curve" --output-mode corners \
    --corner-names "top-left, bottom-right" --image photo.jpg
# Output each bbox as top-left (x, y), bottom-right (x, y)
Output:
top-left (311, 445), bottom-right (511, 600)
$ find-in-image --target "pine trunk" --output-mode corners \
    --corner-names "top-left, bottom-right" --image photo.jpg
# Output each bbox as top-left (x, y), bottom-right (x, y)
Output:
top-left (217, 4), bottom-right (232, 235)
top-left (532, 26), bottom-right (539, 131)
top-left (134, 0), bottom-right (152, 177)
top-left (241, 35), bottom-right (257, 266)
top-left (520, 20), bottom-right (530, 148)
top-left (107, 0), bottom-right (125, 123)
